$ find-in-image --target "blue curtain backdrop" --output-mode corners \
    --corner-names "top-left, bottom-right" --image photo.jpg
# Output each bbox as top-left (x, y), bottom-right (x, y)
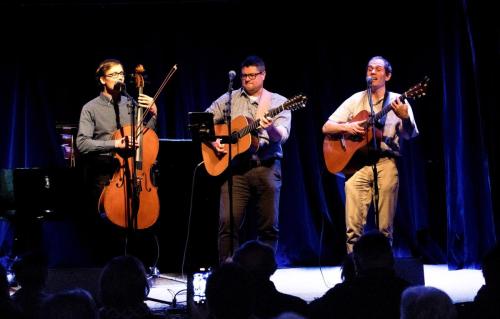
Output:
top-left (437, 0), bottom-right (497, 268)
top-left (0, 0), bottom-right (497, 269)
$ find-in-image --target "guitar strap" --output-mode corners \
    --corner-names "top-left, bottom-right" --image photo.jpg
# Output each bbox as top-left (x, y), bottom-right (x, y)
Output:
top-left (254, 89), bottom-right (272, 148)
top-left (256, 88), bottom-right (272, 119)
top-left (377, 90), bottom-right (390, 128)
top-left (367, 91), bottom-right (390, 157)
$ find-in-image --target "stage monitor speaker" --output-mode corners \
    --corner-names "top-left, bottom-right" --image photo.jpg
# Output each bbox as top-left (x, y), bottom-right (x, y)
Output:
top-left (394, 257), bottom-right (425, 285)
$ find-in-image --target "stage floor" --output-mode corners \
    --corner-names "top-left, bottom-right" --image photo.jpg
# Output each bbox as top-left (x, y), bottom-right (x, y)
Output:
top-left (146, 264), bottom-right (484, 314)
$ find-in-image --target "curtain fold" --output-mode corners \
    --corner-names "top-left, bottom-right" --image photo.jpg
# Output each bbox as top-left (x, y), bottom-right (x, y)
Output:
top-left (438, 0), bottom-right (496, 269)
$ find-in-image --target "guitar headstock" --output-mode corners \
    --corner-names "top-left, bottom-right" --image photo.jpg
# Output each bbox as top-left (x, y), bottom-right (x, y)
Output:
top-left (403, 76), bottom-right (430, 100)
top-left (284, 94), bottom-right (308, 111)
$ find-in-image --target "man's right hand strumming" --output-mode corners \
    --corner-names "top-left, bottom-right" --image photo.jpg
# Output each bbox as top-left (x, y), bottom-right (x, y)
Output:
top-left (212, 138), bottom-right (228, 156)
top-left (343, 120), bottom-right (366, 136)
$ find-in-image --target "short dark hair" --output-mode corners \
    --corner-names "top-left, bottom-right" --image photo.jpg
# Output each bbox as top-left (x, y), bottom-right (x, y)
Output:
top-left (482, 243), bottom-right (500, 285)
top-left (353, 230), bottom-right (394, 273)
top-left (95, 58), bottom-right (122, 88)
top-left (12, 252), bottom-right (48, 289)
top-left (99, 255), bottom-right (150, 307)
top-left (233, 240), bottom-right (277, 279)
top-left (241, 55), bottom-right (266, 72)
top-left (40, 288), bottom-right (98, 319)
top-left (368, 56), bottom-right (392, 75)
top-left (206, 262), bottom-right (255, 319)
top-left (400, 286), bottom-right (456, 319)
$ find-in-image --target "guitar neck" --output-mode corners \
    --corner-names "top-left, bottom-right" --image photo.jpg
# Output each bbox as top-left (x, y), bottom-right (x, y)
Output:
top-left (370, 76), bottom-right (429, 122)
top-left (373, 94), bottom-right (406, 122)
top-left (237, 104), bottom-right (286, 138)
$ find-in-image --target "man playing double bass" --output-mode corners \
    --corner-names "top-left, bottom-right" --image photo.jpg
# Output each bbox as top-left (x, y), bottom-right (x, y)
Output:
top-left (76, 58), bottom-right (158, 265)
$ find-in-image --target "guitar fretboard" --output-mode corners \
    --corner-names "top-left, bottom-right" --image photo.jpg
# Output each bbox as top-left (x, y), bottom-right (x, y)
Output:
top-left (373, 95), bottom-right (405, 122)
top-left (236, 103), bottom-right (289, 138)
top-left (371, 76), bottom-right (429, 123)
top-left (233, 96), bottom-right (306, 138)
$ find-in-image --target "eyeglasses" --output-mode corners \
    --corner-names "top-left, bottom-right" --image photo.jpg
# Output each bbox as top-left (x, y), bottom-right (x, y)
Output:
top-left (105, 71), bottom-right (125, 78)
top-left (240, 72), bottom-right (263, 80)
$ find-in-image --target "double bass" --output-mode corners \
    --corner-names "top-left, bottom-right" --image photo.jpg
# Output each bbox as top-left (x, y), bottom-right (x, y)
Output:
top-left (99, 65), bottom-right (160, 230)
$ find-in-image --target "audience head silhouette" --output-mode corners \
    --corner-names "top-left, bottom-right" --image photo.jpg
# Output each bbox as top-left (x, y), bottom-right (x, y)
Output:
top-left (40, 288), bottom-right (98, 319)
top-left (274, 312), bottom-right (307, 319)
top-left (205, 262), bottom-right (255, 319)
top-left (352, 230), bottom-right (394, 275)
top-left (232, 240), bottom-right (277, 279)
top-left (12, 251), bottom-right (48, 290)
top-left (98, 254), bottom-right (151, 318)
top-left (340, 252), bottom-right (356, 282)
top-left (1, 264), bottom-right (21, 318)
top-left (481, 242), bottom-right (500, 286)
top-left (0, 264), bottom-right (9, 299)
top-left (232, 240), bottom-right (309, 318)
top-left (11, 252), bottom-right (48, 319)
top-left (472, 242), bottom-right (500, 318)
top-left (400, 285), bottom-right (456, 319)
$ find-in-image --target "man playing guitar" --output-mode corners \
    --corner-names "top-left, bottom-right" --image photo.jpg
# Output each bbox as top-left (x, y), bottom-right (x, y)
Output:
top-left (204, 55), bottom-right (292, 263)
top-left (322, 56), bottom-right (419, 253)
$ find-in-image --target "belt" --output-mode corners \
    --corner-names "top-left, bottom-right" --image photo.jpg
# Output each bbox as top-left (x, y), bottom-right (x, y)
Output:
top-left (366, 151), bottom-right (396, 161)
top-left (248, 157), bottom-right (278, 168)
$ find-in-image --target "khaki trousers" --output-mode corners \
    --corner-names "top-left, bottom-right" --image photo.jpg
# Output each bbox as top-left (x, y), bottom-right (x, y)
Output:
top-left (345, 157), bottom-right (399, 253)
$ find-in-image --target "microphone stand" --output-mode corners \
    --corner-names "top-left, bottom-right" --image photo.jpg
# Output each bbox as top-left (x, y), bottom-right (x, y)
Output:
top-left (224, 75), bottom-right (235, 261)
top-left (124, 89), bottom-right (139, 235)
top-left (366, 79), bottom-right (380, 229)
top-left (124, 85), bottom-right (159, 275)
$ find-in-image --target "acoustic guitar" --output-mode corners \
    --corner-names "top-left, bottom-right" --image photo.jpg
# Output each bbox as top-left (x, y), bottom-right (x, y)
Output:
top-left (202, 94), bottom-right (307, 176)
top-left (323, 77), bottom-right (429, 175)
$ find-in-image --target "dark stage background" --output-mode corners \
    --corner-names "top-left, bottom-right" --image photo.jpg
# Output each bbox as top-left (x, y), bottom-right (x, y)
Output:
top-left (0, 0), bottom-right (498, 271)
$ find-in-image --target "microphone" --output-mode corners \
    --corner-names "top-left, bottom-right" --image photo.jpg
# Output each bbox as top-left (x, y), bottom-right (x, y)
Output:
top-left (114, 81), bottom-right (134, 101)
top-left (366, 77), bottom-right (373, 86)
top-left (228, 70), bottom-right (236, 81)
top-left (114, 81), bottom-right (126, 93)
top-left (114, 82), bottom-right (132, 98)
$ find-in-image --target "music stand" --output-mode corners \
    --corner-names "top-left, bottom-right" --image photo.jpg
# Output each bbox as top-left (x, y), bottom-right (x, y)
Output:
top-left (188, 112), bottom-right (216, 142)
